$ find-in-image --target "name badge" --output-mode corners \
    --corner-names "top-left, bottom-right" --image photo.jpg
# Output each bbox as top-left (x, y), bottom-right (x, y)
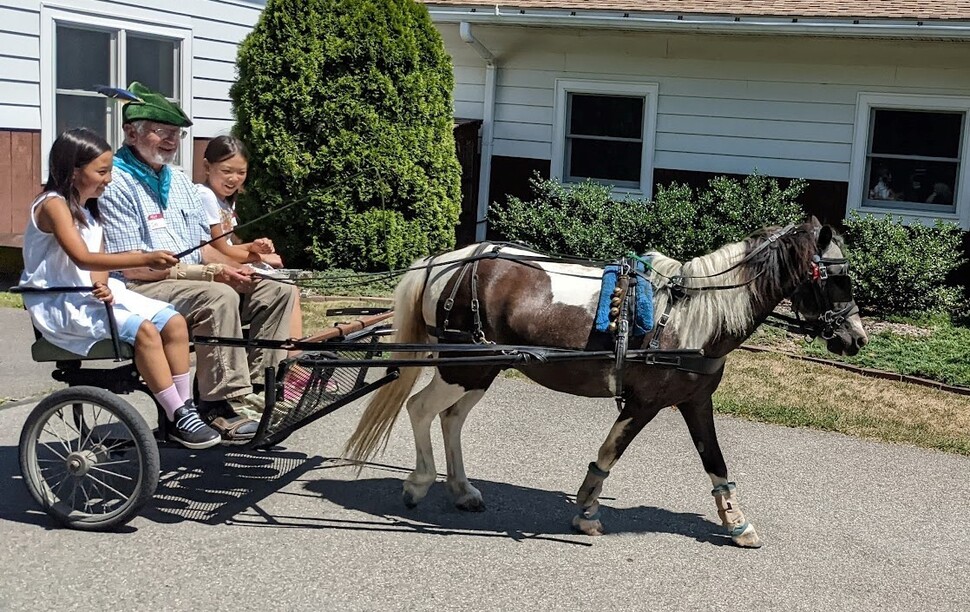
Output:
top-left (147, 212), bottom-right (166, 231)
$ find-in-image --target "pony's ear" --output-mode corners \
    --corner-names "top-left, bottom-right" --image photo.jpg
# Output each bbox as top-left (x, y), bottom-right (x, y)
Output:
top-left (816, 225), bottom-right (833, 250)
top-left (808, 215), bottom-right (822, 230)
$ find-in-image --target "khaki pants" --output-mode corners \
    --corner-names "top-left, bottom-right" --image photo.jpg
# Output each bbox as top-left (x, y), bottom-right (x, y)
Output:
top-left (129, 279), bottom-right (295, 401)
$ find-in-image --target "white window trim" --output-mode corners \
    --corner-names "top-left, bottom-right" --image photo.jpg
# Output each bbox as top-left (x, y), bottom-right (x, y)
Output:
top-left (551, 79), bottom-right (659, 200)
top-left (847, 92), bottom-right (970, 229)
top-left (40, 2), bottom-right (194, 178)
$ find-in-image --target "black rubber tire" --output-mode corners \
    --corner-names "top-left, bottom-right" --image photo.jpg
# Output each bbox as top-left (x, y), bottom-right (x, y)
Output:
top-left (19, 386), bottom-right (160, 531)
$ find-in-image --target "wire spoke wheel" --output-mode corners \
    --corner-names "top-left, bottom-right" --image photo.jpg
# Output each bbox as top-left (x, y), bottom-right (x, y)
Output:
top-left (19, 387), bottom-right (159, 531)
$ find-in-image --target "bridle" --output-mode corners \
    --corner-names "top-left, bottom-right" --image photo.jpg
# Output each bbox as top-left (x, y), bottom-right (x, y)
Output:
top-left (769, 247), bottom-right (859, 341)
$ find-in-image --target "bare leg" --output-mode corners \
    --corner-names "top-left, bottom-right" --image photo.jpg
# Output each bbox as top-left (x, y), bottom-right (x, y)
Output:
top-left (133, 321), bottom-right (174, 394)
top-left (679, 395), bottom-right (762, 548)
top-left (574, 401), bottom-right (663, 536)
top-left (159, 314), bottom-right (191, 377)
top-left (402, 372), bottom-right (466, 508)
top-left (440, 389), bottom-right (486, 511)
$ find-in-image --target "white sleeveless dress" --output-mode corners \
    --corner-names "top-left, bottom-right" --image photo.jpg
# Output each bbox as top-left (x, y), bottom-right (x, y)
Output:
top-left (19, 192), bottom-right (173, 355)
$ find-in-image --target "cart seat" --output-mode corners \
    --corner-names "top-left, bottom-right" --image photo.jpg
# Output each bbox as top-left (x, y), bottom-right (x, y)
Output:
top-left (30, 337), bottom-right (134, 362)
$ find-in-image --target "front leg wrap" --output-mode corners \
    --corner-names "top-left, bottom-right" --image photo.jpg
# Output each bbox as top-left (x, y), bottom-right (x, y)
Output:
top-left (573, 462), bottom-right (610, 535)
top-left (712, 482), bottom-right (762, 548)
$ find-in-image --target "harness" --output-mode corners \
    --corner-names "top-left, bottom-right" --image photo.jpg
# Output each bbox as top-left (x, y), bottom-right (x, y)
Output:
top-left (421, 227), bottom-right (856, 412)
top-left (426, 243), bottom-right (501, 344)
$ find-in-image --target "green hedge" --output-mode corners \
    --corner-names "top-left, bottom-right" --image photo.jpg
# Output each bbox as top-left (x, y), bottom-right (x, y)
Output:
top-left (842, 212), bottom-right (965, 316)
top-left (231, 0), bottom-right (462, 271)
top-left (489, 173), bottom-right (806, 261)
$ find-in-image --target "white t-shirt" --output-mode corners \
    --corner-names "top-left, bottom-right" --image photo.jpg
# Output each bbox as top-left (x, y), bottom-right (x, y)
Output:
top-left (196, 183), bottom-right (236, 243)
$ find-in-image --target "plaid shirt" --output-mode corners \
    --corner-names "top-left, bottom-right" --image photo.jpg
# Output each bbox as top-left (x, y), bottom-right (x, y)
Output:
top-left (100, 164), bottom-right (210, 265)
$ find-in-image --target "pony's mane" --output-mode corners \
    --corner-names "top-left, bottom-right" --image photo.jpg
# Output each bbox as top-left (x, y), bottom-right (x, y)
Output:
top-left (647, 224), bottom-right (820, 349)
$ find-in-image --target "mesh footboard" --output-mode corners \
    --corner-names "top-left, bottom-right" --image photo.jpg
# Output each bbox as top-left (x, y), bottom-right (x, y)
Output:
top-left (247, 334), bottom-right (397, 449)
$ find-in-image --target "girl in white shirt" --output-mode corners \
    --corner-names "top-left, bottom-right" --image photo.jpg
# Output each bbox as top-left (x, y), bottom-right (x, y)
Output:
top-left (196, 135), bottom-right (303, 344)
top-left (20, 128), bottom-right (220, 449)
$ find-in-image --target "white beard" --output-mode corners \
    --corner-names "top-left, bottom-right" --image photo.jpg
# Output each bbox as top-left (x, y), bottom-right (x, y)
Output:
top-left (149, 150), bottom-right (177, 165)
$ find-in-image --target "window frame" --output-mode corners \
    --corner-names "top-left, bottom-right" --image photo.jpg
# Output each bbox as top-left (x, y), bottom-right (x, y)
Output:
top-left (40, 3), bottom-right (194, 178)
top-left (551, 79), bottom-right (659, 199)
top-left (848, 92), bottom-right (970, 229)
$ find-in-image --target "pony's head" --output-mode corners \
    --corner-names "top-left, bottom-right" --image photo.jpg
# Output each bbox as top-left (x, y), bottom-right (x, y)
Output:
top-left (789, 218), bottom-right (868, 356)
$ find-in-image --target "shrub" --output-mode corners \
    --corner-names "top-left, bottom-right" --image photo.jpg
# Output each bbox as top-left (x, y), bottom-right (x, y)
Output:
top-left (487, 175), bottom-right (651, 260)
top-left (646, 174), bottom-right (806, 260)
top-left (488, 173), bottom-right (806, 261)
top-left (842, 212), bottom-right (965, 316)
top-left (231, 0), bottom-right (462, 271)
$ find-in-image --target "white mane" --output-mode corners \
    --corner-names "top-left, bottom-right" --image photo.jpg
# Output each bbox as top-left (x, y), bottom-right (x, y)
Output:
top-left (647, 240), bottom-right (756, 349)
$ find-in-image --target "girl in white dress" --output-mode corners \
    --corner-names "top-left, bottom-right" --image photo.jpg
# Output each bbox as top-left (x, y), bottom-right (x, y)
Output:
top-left (19, 128), bottom-right (220, 449)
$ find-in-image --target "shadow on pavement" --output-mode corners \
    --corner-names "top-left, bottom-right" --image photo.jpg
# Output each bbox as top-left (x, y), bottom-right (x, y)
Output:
top-left (0, 445), bottom-right (61, 529)
top-left (0, 442), bottom-right (326, 530)
top-left (251, 462), bottom-right (733, 547)
top-left (145, 445), bottom-right (326, 526)
top-left (2, 444), bottom-right (731, 547)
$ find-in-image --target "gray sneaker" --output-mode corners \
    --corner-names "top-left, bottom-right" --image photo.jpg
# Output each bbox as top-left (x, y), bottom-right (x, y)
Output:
top-left (168, 402), bottom-right (221, 450)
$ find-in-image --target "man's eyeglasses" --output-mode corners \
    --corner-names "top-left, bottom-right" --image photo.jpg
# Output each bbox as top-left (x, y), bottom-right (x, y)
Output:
top-left (149, 127), bottom-right (188, 140)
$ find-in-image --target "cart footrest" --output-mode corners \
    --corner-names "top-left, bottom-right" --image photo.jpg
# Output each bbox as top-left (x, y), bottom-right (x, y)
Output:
top-left (248, 345), bottom-right (382, 448)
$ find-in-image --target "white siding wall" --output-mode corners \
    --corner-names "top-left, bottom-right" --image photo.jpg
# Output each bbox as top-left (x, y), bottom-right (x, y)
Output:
top-left (0, 2), bottom-right (42, 130)
top-left (0, 0), bottom-right (264, 136)
top-left (440, 25), bottom-right (970, 182)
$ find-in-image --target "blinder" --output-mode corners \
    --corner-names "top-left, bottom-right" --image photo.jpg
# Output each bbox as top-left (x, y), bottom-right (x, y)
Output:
top-left (824, 274), bottom-right (853, 304)
top-left (796, 255), bottom-right (858, 340)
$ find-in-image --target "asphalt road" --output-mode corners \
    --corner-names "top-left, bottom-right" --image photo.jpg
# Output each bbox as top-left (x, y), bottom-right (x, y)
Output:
top-left (0, 308), bottom-right (968, 611)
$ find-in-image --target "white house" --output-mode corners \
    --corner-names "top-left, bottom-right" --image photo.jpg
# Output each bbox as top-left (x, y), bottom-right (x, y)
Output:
top-left (0, 0), bottom-right (264, 247)
top-left (426, 1), bottom-right (970, 239)
top-left (2, 0), bottom-right (970, 249)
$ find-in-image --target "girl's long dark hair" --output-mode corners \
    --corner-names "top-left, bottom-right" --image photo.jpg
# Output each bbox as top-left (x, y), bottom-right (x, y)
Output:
top-left (203, 135), bottom-right (249, 205)
top-left (43, 128), bottom-right (111, 227)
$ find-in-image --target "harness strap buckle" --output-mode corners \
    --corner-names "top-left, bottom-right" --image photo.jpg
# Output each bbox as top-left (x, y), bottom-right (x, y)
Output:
top-left (443, 297), bottom-right (454, 311)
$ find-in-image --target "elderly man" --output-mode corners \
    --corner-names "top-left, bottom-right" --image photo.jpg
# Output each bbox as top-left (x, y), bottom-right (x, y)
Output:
top-left (98, 82), bottom-right (296, 443)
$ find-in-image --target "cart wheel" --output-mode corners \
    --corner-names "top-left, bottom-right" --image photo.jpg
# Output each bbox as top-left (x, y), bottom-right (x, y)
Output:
top-left (19, 386), bottom-right (160, 531)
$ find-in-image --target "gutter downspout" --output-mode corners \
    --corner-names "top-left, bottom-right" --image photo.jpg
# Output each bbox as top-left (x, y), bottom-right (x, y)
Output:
top-left (460, 21), bottom-right (496, 242)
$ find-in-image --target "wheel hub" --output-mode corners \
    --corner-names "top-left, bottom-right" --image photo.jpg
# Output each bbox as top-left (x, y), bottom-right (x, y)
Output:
top-left (65, 450), bottom-right (98, 477)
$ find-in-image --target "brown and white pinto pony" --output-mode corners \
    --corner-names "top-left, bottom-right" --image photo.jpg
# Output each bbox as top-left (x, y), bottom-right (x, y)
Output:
top-left (345, 217), bottom-right (867, 547)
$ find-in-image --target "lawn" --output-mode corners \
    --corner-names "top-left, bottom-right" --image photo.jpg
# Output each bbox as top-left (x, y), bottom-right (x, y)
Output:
top-left (748, 313), bottom-right (970, 388)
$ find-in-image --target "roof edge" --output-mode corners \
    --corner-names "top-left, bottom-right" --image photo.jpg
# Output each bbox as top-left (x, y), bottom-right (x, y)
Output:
top-left (426, 6), bottom-right (970, 40)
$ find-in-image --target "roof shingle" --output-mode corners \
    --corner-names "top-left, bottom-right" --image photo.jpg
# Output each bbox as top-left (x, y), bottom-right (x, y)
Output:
top-left (422, 1), bottom-right (970, 21)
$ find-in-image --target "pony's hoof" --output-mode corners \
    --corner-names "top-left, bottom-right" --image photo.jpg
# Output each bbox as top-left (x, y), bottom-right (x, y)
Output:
top-left (730, 523), bottom-right (762, 548)
top-left (455, 495), bottom-right (486, 512)
top-left (402, 490), bottom-right (420, 509)
top-left (572, 514), bottom-right (605, 536)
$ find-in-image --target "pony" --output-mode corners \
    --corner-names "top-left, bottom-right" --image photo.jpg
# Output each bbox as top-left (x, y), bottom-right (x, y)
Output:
top-left (344, 217), bottom-right (868, 547)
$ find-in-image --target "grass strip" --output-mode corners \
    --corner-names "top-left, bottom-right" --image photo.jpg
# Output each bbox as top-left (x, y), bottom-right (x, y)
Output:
top-left (716, 351), bottom-right (970, 456)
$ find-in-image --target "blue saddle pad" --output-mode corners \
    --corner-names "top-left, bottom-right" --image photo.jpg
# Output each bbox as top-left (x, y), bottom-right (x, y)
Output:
top-left (594, 260), bottom-right (654, 336)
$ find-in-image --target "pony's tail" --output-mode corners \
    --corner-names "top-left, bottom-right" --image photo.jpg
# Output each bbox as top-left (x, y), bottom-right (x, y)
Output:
top-left (343, 263), bottom-right (428, 467)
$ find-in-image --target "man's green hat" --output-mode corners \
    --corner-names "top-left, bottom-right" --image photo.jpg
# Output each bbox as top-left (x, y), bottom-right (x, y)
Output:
top-left (120, 81), bottom-right (193, 127)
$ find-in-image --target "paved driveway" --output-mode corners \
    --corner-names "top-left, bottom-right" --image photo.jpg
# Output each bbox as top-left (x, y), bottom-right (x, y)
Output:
top-left (0, 308), bottom-right (968, 611)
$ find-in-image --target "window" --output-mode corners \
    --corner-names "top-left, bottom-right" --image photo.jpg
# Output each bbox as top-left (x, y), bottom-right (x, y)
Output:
top-left (849, 94), bottom-right (970, 228)
top-left (552, 80), bottom-right (659, 197)
top-left (41, 6), bottom-right (193, 173)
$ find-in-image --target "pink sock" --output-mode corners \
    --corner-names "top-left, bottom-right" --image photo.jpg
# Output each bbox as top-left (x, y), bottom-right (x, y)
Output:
top-left (154, 385), bottom-right (185, 420)
top-left (173, 373), bottom-right (191, 404)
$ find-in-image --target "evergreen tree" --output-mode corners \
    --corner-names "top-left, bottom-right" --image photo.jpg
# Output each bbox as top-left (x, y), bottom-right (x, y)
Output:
top-left (231, 0), bottom-right (462, 270)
